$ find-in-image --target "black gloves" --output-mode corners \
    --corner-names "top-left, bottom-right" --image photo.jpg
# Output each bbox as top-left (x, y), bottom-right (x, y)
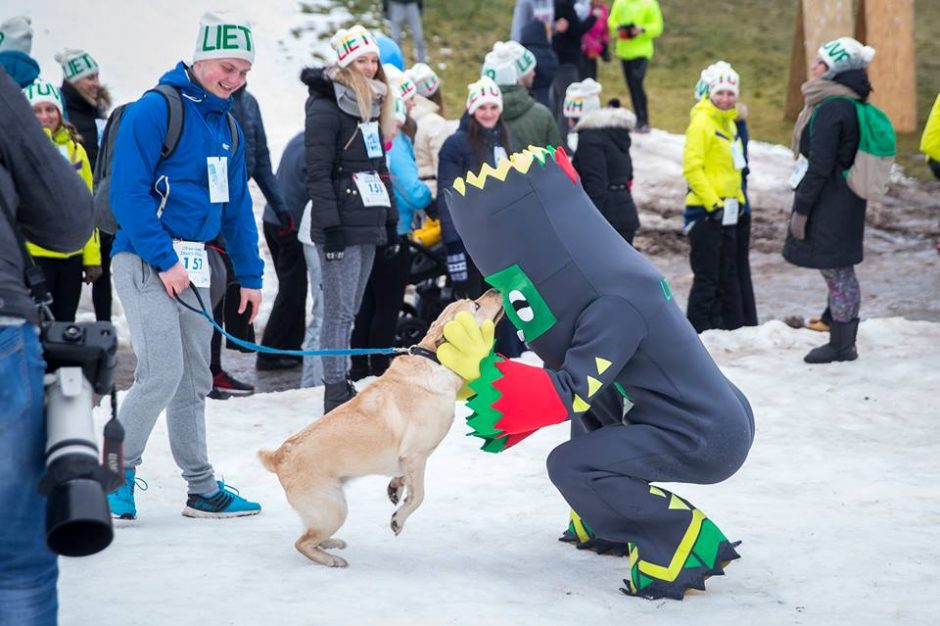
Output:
top-left (706, 204), bottom-right (724, 223)
top-left (323, 228), bottom-right (346, 261)
top-left (381, 225), bottom-right (401, 259)
top-left (275, 211), bottom-right (295, 237)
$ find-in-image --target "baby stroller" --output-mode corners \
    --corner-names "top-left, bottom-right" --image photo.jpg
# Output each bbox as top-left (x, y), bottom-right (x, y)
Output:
top-left (396, 239), bottom-right (452, 347)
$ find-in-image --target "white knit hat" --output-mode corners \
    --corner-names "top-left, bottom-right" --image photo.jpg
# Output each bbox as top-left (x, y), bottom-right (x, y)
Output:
top-left (466, 76), bottom-right (502, 114)
top-left (406, 62), bottom-right (440, 97)
top-left (193, 12), bottom-right (255, 64)
top-left (563, 79), bottom-right (602, 118)
top-left (703, 61), bottom-right (739, 97)
top-left (22, 78), bottom-right (64, 116)
top-left (817, 37), bottom-right (876, 78)
top-left (0, 16), bottom-right (32, 53)
top-left (384, 63), bottom-right (416, 102)
top-left (330, 24), bottom-right (380, 68)
top-left (54, 49), bottom-right (100, 83)
top-left (482, 41), bottom-right (538, 87)
top-left (393, 94), bottom-right (407, 126)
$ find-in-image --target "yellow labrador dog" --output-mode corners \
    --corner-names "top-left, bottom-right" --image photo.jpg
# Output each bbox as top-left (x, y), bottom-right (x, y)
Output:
top-left (259, 290), bottom-right (503, 567)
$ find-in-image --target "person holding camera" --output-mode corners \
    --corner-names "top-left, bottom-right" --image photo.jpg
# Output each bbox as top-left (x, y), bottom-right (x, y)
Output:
top-left (0, 62), bottom-right (96, 624)
top-left (106, 12), bottom-right (264, 520)
top-left (607, 0), bottom-right (663, 133)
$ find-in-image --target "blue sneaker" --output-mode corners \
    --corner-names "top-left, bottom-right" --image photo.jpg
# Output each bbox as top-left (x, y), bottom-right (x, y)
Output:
top-left (182, 481), bottom-right (261, 518)
top-left (107, 469), bottom-right (147, 520)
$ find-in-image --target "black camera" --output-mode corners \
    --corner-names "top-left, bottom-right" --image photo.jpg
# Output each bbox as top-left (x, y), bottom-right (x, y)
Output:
top-left (37, 321), bottom-right (123, 557)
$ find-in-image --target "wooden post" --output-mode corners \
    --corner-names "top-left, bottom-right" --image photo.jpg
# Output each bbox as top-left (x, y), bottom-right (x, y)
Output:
top-left (784, 0), bottom-right (854, 120)
top-left (856, 0), bottom-right (917, 132)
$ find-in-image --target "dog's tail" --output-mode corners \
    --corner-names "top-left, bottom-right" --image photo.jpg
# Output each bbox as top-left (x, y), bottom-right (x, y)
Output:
top-left (257, 449), bottom-right (279, 473)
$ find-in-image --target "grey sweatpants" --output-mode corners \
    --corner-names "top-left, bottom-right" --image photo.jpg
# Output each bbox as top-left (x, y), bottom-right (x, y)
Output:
top-left (389, 2), bottom-right (426, 63)
top-left (301, 242), bottom-right (324, 388)
top-left (112, 252), bottom-right (217, 495)
top-left (317, 244), bottom-right (376, 384)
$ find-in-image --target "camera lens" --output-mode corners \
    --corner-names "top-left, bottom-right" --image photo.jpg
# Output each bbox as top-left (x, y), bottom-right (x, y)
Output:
top-left (45, 479), bottom-right (113, 557)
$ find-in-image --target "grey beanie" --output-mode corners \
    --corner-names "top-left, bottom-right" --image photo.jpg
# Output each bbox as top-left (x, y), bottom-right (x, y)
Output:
top-left (0, 16), bottom-right (33, 54)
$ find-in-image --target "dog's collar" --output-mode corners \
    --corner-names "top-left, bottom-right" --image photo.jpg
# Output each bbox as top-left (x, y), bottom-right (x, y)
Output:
top-left (407, 345), bottom-right (440, 364)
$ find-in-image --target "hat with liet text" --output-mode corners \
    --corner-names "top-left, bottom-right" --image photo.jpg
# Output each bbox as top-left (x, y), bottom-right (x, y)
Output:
top-left (331, 24), bottom-right (380, 68)
top-left (193, 12), bottom-right (255, 64)
top-left (54, 48), bottom-right (99, 82)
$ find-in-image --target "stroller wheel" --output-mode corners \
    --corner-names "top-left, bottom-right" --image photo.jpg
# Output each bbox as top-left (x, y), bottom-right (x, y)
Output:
top-left (397, 306), bottom-right (429, 348)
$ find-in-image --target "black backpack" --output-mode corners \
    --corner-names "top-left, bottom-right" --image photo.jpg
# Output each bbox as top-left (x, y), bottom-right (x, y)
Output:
top-left (92, 84), bottom-right (239, 234)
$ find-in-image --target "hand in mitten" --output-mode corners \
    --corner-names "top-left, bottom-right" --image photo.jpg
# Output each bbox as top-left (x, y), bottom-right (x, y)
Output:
top-left (275, 209), bottom-right (295, 237)
top-left (323, 228), bottom-right (346, 261)
top-left (706, 203), bottom-right (724, 223)
top-left (382, 225), bottom-right (401, 259)
top-left (83, 265), bottom-right (103, 284)
top-left (437, 311), bottom-right (496, 382)
top-left (789, 212), bottom-right (807, 240)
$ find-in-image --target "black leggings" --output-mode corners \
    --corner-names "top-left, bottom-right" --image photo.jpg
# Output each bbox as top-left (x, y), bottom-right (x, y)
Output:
top-left (92, 232), bottom-right (113, 321)
top-left (36, 255), bottom-right (83, 322)
top-left (620, 58), bottom-right (649, 127)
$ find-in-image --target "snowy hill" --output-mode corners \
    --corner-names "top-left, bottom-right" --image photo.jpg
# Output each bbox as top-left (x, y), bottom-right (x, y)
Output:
top-left (60, 318), bottom-right (940, 625)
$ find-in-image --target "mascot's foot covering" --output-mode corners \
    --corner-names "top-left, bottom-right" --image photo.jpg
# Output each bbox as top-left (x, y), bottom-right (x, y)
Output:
top-left (558, 510), bottom-right (630, 557)
top-left (619, 516), bottom-right (741, 601)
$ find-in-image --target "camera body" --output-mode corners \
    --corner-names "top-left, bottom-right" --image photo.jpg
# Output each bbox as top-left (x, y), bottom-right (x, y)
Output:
top-left (38, 321), bottom-right (121, 558)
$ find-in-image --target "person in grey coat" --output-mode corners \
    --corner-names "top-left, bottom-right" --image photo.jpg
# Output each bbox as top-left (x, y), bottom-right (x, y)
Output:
top-left (0, 64), bottom-right (95, 624)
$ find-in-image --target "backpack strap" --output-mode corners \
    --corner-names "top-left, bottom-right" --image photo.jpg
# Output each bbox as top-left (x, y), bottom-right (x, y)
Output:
top-left (150, 84), bottom-right (184, 160)
top-left (226, 112), bottom-right (240, 155)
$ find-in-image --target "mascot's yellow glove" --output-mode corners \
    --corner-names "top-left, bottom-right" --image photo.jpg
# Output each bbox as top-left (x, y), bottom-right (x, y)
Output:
top-left (437, 311), bottom-right (495, 382)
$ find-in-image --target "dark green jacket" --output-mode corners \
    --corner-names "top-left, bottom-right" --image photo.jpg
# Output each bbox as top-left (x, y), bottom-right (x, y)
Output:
top-left (500, 85), bottom-right (562, 151)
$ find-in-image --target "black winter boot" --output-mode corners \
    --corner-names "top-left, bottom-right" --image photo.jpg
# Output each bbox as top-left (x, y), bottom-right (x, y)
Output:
top-left (324, 380), bottom-right (357, 413)
top-left (804, 319), bottom-right (859, 364)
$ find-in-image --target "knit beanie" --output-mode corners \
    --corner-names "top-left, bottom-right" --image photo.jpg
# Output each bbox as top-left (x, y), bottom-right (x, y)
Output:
top-left (384, 63), bottom-right (416, 102)
top-left (22, 77), bottom-right (64, 116)
top-left (507, 40), bottom-right (537, 79)
top-left (406, 62), bottom-right (441, 98)
top-left (703, 61), bottom-right (739, 97)
top-left (193, 12), bottom-right (255, 64)
top-left (817, 37), bottom-right (875, 78)
top-left (331, 24), bottom-right (380, 68)
top-left (0, 16), bottom-right (32, 53)
top-left (393, 94), bottom-right (407, 126)
top-left (466, 76), bottom-right (502, 114)
top-left (54, 49), bottom-right (100, 83)
top-left (482, 42), bottom-right (519, 86)
top-left (563, 79), bottom-right (602, 118)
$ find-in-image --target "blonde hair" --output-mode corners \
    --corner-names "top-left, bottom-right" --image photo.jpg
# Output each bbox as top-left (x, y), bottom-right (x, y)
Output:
top-left (334, 63), bottom-right (397, 140)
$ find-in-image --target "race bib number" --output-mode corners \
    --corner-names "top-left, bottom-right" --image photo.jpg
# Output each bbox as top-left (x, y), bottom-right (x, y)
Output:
top-left (353, 172), bottom-right (391, 207)
top-left (207, 157), bottom-right (229, 204)
top-left (788, 155), bottom-right (809, 189)
top-left (731, 140), bottom-right (747, 170)
top-left (172, 240), bottom-right (211, 288)
top-left (360, 121), bottom-right (383, 159)
top-left (722, 198), bottom-right (740, 226)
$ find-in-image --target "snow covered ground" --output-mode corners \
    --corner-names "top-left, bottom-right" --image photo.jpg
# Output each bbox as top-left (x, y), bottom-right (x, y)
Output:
top-left (57, 318), bottom-right (940, 625)
top-left (9, 1), bottom-right (940, 623)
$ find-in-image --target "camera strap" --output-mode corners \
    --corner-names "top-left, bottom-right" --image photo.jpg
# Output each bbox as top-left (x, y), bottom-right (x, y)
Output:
top-left (0, 188), bottom-right (52, 310)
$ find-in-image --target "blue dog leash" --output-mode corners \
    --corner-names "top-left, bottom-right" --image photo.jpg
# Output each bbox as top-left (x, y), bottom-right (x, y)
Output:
top-left (173, 289), bottom-right (409, 358)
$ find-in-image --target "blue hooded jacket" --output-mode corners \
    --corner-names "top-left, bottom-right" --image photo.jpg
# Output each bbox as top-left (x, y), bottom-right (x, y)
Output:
top-left (388, 133), bottom-right (431, 235)
top-left (110, 62), bottom-right (263, 288)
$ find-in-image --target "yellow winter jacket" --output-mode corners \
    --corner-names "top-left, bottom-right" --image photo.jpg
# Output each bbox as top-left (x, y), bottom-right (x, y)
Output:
top-left (920, 93), bottom-right (940, 162)
top-left (27, 126), bottom-right (100, 265)
top-left (682, 97), bottom-right (745, 210)
top-left (608, 0), bottom-right (664, 61)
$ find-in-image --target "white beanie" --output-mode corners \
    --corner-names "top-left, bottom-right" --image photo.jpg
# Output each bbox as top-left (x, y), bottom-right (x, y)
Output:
top-left (0, 16), bottom-right (32, 53)
top-left (482, 41), bottom-right (538, 87)
top-left (54, 49), bottom-right (100, 83)
top-left (193, 12), bottom-right (255, 64)
top-left (384, 63), bottom-right (416, 102)
top-left (466, 76), bottom-right (502, 115)
top-left (704, 61), bottom-right (739, 97)
top-left (563, 79), bottom-right (602, 118)
top-left (22, 78), bottom-right (64, 117)
top-left (406, 62), bottom-right (440, 97)
top-left (330, 24), bottom-right (380, 68)
top-left (817, 37), bottom-right (875, 78)
top-left (393, 94), bottom-right (407, 126)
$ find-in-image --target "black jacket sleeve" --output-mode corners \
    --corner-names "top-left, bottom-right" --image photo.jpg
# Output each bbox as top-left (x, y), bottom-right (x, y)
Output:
top-left (305, 96), bottom-right (342, 232)
top-left (794, 99), bottom-right (855, 216)
top-left (574, 134), bottom-right (610, 212)
top-left (437, 133), bottom-right (467, 246)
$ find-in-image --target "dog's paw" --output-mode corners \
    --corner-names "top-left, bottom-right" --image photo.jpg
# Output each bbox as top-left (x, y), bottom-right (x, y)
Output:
top-left (388, 477), bottom-right (404, 505)
top-left (325, 554), bottom-right (348, 568)
top-left (390, 514), bottom-right (404, 536)
top-left (320, 538), bottom-right (347, 550)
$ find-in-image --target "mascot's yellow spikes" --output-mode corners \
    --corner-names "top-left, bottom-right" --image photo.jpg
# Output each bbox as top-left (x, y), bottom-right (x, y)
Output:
top-left (451, 146), bottom-right (559, 196)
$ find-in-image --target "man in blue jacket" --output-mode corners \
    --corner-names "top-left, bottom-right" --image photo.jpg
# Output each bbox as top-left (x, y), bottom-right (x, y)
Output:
top-left (106, 12), bottom-right (264, 520)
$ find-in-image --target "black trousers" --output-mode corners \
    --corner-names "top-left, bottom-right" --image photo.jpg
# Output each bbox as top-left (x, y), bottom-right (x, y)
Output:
top-left (735, 212), bottom-right (758, 326)
top-left (258, 222), bottom-right (308, 360)
top-left (92, 232), bottom-right (113, 321)
top-left (620, 58), bottom-right (649, 127)
top-left (36, 255), bottom-right (83, 322)
top-left (581, 57), bottom-right (598, 80)
top-left (209, 248), bottom-right (256, 374)
top-left (350, 239), bottom-right (411, 377)
top-left (687, 218), bottom-right (743, 333)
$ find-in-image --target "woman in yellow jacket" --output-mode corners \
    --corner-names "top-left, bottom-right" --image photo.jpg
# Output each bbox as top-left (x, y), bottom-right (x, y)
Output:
top-left (921, 93), bottom-right (940, 180)
top-left (681, 62), bottom-right (746, 333)
top-left (22, 78), bottom-right (100, 322)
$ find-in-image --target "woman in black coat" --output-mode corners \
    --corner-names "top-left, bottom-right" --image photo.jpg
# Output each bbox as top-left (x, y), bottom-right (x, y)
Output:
top-left (784, 37), bottom-right (876, 364)
top-left (301, 24), bottom-right (398, 412)
top-left (566, 86), bottom-right (640, 244)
